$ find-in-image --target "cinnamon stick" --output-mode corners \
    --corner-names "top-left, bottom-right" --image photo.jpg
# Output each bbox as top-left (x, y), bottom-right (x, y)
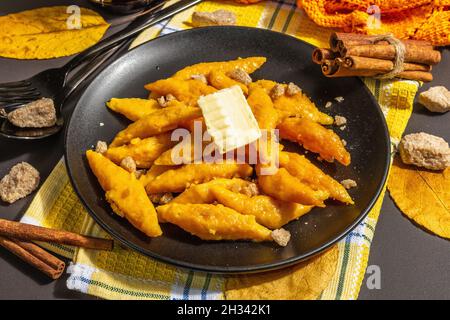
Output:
top-left (339, 56), bottom-right (432, 72)
top-left (397, 71), bottom-right (433, 82)
top-left (312, 48), bottom-right (335, 64)
top-left (330, 32), bottom-right (432, 52)
top-left (321, 60), bottom-right (433, 82)
top-left (0, 219), bottom-right (113, 251)
top-left (0, 235), bottom-right (65, 279)
top-left (321, 59), bottom-right (338, 76)
top-left (341, 44), bottom-right (441, 65)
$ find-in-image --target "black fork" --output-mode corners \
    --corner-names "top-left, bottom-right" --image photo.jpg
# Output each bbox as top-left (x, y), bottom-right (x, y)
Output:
top-left (0, 0), bottom-right (203, 139)
top-left (0, 42), bottom-right (128, 139)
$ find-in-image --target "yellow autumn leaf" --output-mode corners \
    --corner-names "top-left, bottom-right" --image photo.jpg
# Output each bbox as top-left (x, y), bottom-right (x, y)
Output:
top-left (225, 245), bottom-right (339, 300)
top-left (0, 6), bottom-right (109, 59)
top-left (388, 158), bottom-right (450, 238)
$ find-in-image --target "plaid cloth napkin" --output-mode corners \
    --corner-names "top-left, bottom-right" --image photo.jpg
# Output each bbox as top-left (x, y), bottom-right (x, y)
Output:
top-left (20, 0), bottom-right (419, 300)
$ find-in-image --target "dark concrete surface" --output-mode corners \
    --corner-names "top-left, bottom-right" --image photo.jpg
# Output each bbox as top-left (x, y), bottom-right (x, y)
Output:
top-left (0, 0), bottom-right (449, 300)
top-left (358, 47), bottom-right (450, 300)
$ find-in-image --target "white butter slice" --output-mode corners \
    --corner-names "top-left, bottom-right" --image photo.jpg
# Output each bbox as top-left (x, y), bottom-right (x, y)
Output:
top-left (198, 86), bottom-right (261, 154)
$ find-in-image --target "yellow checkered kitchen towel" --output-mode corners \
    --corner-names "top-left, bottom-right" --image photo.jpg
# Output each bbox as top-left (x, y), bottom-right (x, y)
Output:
top-left (19, 0), bottom-right (419, 300)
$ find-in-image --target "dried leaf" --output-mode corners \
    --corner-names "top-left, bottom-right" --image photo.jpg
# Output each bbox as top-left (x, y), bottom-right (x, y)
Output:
top-left (225, 245), bottom-right (339, 300)
top-left (388, 158), bottom-right (450, 238)
top-left (0, 6), bottom-right (109, 59)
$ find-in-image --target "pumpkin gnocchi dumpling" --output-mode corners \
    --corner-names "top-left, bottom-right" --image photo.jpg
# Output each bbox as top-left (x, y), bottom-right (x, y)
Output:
top-left (145, 78), bottom-right (217, 107)
top-left (86, 150), bottom-right (162, 237)
top-left (105, 133), bottom-right (175, 168)
top-left (247, 86), bottom-right (280, 163)
top-left (210, 186), bottom-right (312, 229)
top-left (247, 86), bottom-right (279, 130)
top-left (156, 203), bottom-right (272, 242)
top-left (208, 70), bottom-right (248, 94)
top-left (139, 164), bottom-right (174, 188)
top-left (172, 57), bottom-right (267, 80)
top-left (172, 178), bottom-right (256, 204)
top-left (179, 117), bottom-right (206, 132)
top-left (106, 98), bottom-right (161, 121)
top-left (274, 92), bottom-right (334, 125)
top-left (248, 79), bottom-right (277, 93)
top-left (278, 117), bottom-right (351, 166)
top-left (279, 152), bottom-right (353, 204)
top-left (250, 80), bottom-right (333, 125)
top-left (258, 167), bottom-right (329, 206)
top-left (146, 162), bottom-right (253, 194)
top-left (154, 138), bottom-right (209, 165)
top-left (110, 104), bottom-right (202, 147)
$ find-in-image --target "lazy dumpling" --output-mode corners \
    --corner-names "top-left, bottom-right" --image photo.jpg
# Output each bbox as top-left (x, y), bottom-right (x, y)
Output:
top-left (86, 150), bottom-right (162, 237)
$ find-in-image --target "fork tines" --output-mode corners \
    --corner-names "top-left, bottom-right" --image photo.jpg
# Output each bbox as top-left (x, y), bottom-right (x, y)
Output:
top-left (0, 78), bottom-right (40, 103)
top-left (0, 80), bottom-right (32, 89)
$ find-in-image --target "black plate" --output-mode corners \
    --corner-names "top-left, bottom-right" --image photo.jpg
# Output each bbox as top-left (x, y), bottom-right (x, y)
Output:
top-left (65, 26), bottom-right (390, 273)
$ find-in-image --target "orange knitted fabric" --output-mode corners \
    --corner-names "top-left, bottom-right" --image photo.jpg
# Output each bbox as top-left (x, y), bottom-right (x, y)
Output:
top-left (297, 0), bottom-right (450, 46)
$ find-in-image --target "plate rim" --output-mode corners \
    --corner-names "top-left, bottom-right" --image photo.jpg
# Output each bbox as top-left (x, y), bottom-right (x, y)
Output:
top-left (64, 26), bottom-right (391, 274)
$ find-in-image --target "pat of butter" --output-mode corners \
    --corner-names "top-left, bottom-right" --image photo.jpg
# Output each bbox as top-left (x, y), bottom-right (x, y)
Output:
top-left (198, 86), bottom-right (261, 154)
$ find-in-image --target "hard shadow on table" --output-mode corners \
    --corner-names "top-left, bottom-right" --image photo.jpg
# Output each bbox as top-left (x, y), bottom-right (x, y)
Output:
top-left (0, 247), bottom-right (96, 299)
top-left (0, 135), bottom-right (61, 164)
top-left (0, 132), bottom-right (63, 221)
top-left (0, 246), bottom-right (57, 286)
top-left (412, 101), bottom-right (449, 117)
